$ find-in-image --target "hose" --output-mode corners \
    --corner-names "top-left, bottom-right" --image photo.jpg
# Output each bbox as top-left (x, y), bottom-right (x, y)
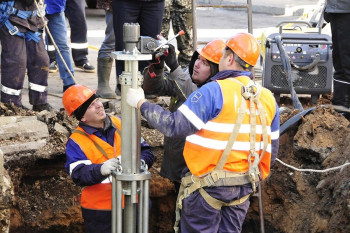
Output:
top-left (280, 107), bottom-right (316, 136)
top-left (275, 35), bottom-right (304, 111)
top-left (291, 53), bottom-right (321, 71)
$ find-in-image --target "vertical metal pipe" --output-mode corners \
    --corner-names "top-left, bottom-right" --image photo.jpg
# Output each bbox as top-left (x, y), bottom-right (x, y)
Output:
top-left (192, 0), bottom-right (197, 51)
top-left (138, 181), bottom-right (143, 233)
top-left (247, 0), bottom-right (253, 34)
top-left (131, 60), bottom-right (140, 204)
top-left (143, 179), bottom-right (150, 233)
top-left (116, 181), bottom-right (123, 233)
top-left (112, 175), bottom-right (117, 233)
top-left (120, 59), bottom-right (135, 233)
top-left (258, 183), bottom-right (265, 233)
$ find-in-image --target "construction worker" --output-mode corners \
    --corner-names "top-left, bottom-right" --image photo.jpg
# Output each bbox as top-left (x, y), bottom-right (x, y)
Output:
top-left (127, 33), bottom-right (280, 232)
top-left (324, 0), bottom-right (350, 119)
top-left (45, 0), bottom-right (76, 92)
top-left (161, 0), bottom-right (193, 67)
top-left (143, 39), bottom-right (226, 194)
top-left (96, 0), bottom-right (117, 99)
top-left (0, 0), bottom-right (52, 111)
top-left (62, 84), bottom-right (155, 233)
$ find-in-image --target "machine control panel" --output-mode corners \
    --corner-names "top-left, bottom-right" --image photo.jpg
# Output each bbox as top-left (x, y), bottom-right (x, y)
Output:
top-left (270, 42), bottom-right (330, 63)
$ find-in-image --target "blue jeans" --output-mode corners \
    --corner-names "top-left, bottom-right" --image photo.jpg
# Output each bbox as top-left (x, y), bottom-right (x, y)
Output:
top-left (98, 10), bottom-right (115, 59)
top-left (45, 12), bottom-right (75, 87)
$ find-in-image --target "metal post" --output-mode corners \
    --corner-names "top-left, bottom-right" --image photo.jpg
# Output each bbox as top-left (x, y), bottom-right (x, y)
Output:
top-left (258, 183), bottom-right (265, 233)
top-left (111, 23), bottom-right (152, 233)
top-left (247, 0), bottom-right (253, 34)
top-left (192, 0), bottom-right (197, 51)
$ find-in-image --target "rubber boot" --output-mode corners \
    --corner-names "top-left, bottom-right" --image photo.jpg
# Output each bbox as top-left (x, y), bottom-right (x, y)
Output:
top-left (96, 57), bottom-right (117, 99)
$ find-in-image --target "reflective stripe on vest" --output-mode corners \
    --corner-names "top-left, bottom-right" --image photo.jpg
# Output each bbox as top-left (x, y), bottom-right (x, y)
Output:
top-left (183, 76), bottom-right (276, 179)
top-left (70, 116), bottom-right (121, 210)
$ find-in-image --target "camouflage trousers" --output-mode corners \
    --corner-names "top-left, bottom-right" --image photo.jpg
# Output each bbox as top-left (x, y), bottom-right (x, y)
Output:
top-left (161, 0), bottom-right (193, 67)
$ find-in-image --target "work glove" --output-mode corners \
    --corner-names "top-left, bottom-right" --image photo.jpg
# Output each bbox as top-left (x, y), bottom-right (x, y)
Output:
top-left (151, 51), bottom-right (166, 70)
top-left (127, 88), bottom-right (145, 109)
top-left (100, 158), bottom-right (119, 176)
top-left (164, 44), bottom-right (179, 72)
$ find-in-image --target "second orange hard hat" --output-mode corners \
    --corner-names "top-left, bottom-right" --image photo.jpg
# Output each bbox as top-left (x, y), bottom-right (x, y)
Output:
top-left (197, 39), bottom-right (226, 64)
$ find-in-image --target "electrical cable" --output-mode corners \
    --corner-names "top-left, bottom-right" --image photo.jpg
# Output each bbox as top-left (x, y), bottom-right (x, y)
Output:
top-left (276, 158), bottom-right (350, 173)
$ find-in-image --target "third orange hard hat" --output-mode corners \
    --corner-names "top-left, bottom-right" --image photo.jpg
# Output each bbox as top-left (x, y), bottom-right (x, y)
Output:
top-left (225, 33), bottom-right (259, 66)
top-left (197, 39), bottom-right (226, 64)
top-left (62, 84), bottom-right (96, 116)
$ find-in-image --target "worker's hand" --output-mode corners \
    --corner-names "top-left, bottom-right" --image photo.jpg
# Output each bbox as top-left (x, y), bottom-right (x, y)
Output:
top-left (127, 88), bottom-right (145, 109)
top-left (151, 52), bottom-right (165, 70)
top-left (100, 158), bottom-right (119, 176)
top-left (165, 44), bottom-right (179, 72)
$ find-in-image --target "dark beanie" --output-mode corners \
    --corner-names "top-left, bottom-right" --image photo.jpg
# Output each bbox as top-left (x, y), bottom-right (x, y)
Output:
top-left (74, 94), bottom-right (98, 121)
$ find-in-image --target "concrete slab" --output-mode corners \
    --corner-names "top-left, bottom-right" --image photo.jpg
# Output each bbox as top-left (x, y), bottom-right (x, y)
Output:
top-left (0, 139), bottom-right (47, 155)
top-left (0, 116), bottom-right (49, 140)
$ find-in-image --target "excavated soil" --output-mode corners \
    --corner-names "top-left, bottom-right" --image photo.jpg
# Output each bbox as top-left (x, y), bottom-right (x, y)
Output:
top-left (1, 94), bottom-right (349, 233)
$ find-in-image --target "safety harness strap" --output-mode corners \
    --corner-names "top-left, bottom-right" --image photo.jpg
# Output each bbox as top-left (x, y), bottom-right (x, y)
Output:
top-left (181, 171), bottom-right (251, 189)
top-left (243, 80), bottom-right (269, 192)
top-left (73, 129), bottom-right (111, 160)
top-left (199, 188), bottom-right (251, 210)
top-left (0, 1), bottom-right (41, 42)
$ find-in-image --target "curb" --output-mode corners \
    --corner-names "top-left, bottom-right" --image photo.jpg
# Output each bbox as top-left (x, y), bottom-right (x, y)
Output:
top-left (197, 0), bottom-right (314, 16)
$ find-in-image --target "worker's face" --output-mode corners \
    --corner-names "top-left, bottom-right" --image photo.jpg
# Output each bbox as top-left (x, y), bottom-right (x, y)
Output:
top-left (81, 98), bottom-right (106, 127)
top-left (192, 55), bottom-right (211, 85)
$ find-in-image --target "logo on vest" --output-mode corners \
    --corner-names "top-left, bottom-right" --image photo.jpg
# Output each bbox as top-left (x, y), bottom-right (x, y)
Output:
top-left (191, 92), bottom-right (202, 103)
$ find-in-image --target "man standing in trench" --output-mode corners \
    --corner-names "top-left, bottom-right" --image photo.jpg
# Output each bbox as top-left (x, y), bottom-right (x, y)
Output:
top-left (62, 84), bottom-right (155, 232)
top-left (127, 33), bottom-right (280, 232)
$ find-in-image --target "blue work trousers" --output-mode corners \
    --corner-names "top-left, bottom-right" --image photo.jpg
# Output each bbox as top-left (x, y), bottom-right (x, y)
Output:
top-left (46, 12), bottom-right (75, 87)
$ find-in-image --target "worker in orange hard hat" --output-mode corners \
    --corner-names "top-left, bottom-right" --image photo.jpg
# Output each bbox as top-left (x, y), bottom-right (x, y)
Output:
top-left (142, 39), bottom-right (225, 198)
top-left (127, 32), bottom-right (280, 232)
top-left (62, 84), bottom-right (155, 233)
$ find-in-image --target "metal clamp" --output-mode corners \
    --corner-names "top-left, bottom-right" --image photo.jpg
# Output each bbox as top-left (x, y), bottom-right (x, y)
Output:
top-left (6, 5), bottom-right (15, 15)
top-left (8, 25), bottom-right (18, 35)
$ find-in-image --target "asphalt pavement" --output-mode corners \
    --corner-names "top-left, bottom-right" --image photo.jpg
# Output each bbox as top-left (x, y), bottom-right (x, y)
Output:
top-left (18, 0), bottom-right (324, 110)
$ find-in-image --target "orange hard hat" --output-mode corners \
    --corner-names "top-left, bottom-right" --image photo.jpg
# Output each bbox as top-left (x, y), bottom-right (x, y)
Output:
top-left (197, 39), bottom-right (226, 64)
top-left (62, 85), bottom-right (96, 116)
top-left (225, 33), bottom-right (259, 66)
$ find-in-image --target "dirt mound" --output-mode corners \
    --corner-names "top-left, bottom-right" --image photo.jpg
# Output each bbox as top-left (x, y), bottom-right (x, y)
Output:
top-left (244, 105), bottom-right (350, 233)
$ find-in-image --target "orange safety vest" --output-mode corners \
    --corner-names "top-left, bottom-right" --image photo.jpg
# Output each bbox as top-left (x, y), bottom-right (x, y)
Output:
top-left (183, 76), bottom-right (276, 179)
top-left (70, 116), bottom-right (122, 210)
